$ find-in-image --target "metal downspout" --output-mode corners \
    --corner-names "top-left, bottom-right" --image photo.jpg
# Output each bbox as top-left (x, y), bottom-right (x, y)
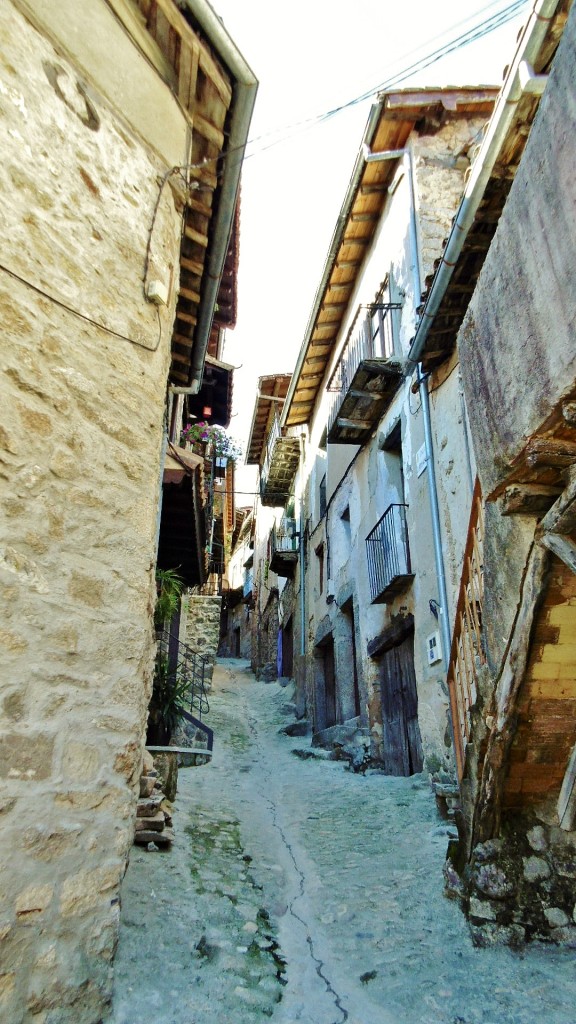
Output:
top-left (408, 0), bottom-right (559, 365)
top-left (405, 151), bottom-right (455, 750)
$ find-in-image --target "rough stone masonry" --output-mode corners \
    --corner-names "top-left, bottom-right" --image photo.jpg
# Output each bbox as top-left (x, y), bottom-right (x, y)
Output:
top-left (0, 2), bottom-right (189, 1020)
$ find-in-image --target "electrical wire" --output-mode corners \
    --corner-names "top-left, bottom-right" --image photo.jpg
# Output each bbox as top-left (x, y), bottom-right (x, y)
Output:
top-left (0, 260), bottom-right (163, 352)
top-left (241, 0), bottom-right (530, 160)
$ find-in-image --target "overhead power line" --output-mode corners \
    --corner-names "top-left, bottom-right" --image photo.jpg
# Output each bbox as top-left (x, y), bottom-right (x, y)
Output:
top-left (242, 0), bottom-right (529, 159)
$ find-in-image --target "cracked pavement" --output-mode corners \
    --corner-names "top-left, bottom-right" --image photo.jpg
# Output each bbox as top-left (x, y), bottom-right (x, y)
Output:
top-left (110, 659), bottom-right (576, 1024)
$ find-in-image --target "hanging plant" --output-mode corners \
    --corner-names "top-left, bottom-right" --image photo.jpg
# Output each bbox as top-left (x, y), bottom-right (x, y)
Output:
top-left (181, 421), bottom-right (243, 462)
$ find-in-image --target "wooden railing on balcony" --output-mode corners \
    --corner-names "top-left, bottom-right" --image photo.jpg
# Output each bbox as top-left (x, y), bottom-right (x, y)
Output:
top-left (447, 478), bottom-right (486, 780)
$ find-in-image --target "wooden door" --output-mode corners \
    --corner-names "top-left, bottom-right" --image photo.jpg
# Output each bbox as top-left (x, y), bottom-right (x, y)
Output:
top-left (324, 638), bottom-right (337, 728)
top-left (379, 631), bottom-right (423, 775)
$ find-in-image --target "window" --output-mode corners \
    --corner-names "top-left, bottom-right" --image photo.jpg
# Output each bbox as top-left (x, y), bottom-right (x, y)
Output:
top-left (369, 275), bottom-right (402, 359)
top-left (315, 543), bottom-right (324, 595)
top-left (341, 506), bottom-right (351, 549)
top-left (319, 475), bottom-right (327, 518)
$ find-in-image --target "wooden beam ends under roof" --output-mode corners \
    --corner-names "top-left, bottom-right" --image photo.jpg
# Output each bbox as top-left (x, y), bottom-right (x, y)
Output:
top-left (284, 86), bottom-right (502, 429)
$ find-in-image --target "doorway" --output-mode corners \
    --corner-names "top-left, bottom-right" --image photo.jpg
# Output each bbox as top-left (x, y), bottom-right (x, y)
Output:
top-left (377, 620), bottom-right (423, 775)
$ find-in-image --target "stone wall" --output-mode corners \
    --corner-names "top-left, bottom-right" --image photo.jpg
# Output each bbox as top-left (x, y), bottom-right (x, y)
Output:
top-left (183, 594), bottom-right (223, 689)
top-left (0, 3), bottom-right (187, 1020)
top-left (459, 4), bottom-right (576, 498)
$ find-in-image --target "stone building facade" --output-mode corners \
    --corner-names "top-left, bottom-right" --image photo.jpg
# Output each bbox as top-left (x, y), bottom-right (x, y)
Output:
top-left (0, 1), bottom-right (254, 1019)
top-left (273, 88), bottom-right (498, 773)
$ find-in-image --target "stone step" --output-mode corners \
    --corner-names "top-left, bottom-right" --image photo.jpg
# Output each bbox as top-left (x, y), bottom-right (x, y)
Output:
top-left (134, 827), bottom-right (175, 847)
top-left (134, 812), bottom-right (165, 832)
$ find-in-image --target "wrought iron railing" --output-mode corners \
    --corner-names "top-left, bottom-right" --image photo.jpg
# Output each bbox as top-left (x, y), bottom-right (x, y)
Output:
top-left (365, 503), bottom-right (412, 602)
top-left (327, 303), bottom-right (402, 433)
top-left (272, 515), bottom-right (298, 557)
top-left (260, 410), bottom-right (282, 497)
top-left (155, 628), bottom-right (210, 719)
top-left (447, 479), bottom-right (485, 779)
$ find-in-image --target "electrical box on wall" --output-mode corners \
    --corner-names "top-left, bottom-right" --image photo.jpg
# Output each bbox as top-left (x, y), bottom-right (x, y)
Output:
top-left (426, 630), bottom-right (442, 666)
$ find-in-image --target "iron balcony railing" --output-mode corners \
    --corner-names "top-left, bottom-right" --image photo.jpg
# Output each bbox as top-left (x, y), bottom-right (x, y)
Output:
top-left (327, 303), bottom-right (401, 434)
top-left (365, 503), bottom-right (413, 602)
top-left (260, 410), bottom-right (282, 497)
top-left (272, 515), bottom-right (298, 556)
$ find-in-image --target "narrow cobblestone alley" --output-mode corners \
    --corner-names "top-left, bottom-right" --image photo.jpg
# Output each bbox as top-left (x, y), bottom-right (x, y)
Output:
top-left (110, 660), bottom-right (576, 1024)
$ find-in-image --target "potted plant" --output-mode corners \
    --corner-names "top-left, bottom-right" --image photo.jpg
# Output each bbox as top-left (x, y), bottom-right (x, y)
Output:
top-left (181, 421), bottom-right (243, 465)
top-left (146, 656), bottom-right (190, 745)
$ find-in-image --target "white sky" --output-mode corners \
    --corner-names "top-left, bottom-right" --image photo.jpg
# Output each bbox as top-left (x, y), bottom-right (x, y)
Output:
top-left (211, 0), bottom-right (529, 492)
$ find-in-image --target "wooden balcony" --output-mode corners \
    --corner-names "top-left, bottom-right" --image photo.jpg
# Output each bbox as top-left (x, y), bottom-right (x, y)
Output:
top-left (269, 516), bottom-right (298, 577)
top-left (327, 305), bottom-right (403, 445)
top-left (446, 480), bottom-right (486, 780)
top-left (260, 412), bottom-right (300, 507)
top-left (365, 503), bottom-right (413, 602)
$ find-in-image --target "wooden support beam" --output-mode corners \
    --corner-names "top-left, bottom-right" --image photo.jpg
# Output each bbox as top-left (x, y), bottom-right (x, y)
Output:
top-left (184, 225), bottom-right (209, 248)
top-left (180, 285), bottom-right (201, 304)
top-left (342, 236), bottom-right (369, 247)
top-left (350, 212), bottom-right (379, 223)
top-left (180, 255), bottom-right (204, 277)
top-left (500, 483), bottom-right (562, 516)
top-left (337, 416), bottom-right (373, 431)
top-left (176, 310), bottom-right (197, 326)
top-left (537, 467), bottom-right (576, 574)
top-left (472, 542), bottom-right (550, 845)
top-left (349, 388), bottom-right (379, 401)
top-left (335, 261), bottom-right (360, 270)
top-left (525, 437), bottom-right (576, 468)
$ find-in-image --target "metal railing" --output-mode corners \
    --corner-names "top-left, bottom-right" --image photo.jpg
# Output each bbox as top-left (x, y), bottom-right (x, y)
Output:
top-left (327, 303), bottom-right (401, 433)
top-left (365, 503), bottom-right (412, 602)
top-left (155, 628), bottom-right (210, 720)
top-left (272, 515), bottom-right (298, 556)
top-left (260, 410), bottom-right (282, 496)
top-left (447, 480), bottom-right (485, 780)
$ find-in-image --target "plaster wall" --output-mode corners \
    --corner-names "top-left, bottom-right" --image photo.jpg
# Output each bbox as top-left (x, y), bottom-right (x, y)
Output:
top-left (0, 4), bottom-right (187, 1019)
top-left (300, 117), bottom-right (482, 770)
top-left (458, 7), bottom-right (576, 498)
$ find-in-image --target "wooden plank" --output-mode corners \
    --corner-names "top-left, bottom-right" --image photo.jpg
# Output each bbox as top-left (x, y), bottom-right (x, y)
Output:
top-left (336, 416), bottom-right (373, 430)
top-left (176, 310), bottom-right (197, 326)
top-left (179, 285), bottom-right (201, 304)
top-left (180, 255), bottom-right (204, 277)
top-left (526, 437), bottom-right (576, 467)
top-left (184, 224), bottom-right (209, 247)
top-left (151, 0), bottom-right (232, 105)
top-left (193, 112), bottom-right (225, 149)
top-left (349, 388), bottom-right (379, 401)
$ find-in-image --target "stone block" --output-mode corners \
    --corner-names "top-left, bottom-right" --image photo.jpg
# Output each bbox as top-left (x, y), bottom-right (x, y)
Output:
top-left (134, 812), bottom-right (165, 832)
top-left (0, 732), bottom-right (54, 780)
top-left (61, 741), bottom-right (100, 782)
top-left (523, 856), bottom-right (551, 883)
top-left (60, 865), bottom-right (121, 917)
top-left (15, 884), bottom-right (54, 918)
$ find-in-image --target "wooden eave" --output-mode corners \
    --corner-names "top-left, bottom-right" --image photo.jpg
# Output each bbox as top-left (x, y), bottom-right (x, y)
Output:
top-left (246, 375), bottom-right (292, 465)
top-left (284, 87), bottom-right (499, 430)
top-left (132, 0), bottom-right (244, 387)
top-left (419, 1), bottom-right (571, 374)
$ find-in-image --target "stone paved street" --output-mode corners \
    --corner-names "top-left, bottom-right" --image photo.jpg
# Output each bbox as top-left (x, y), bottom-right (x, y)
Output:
top-left (110, 659), bottom-right (576, 1024)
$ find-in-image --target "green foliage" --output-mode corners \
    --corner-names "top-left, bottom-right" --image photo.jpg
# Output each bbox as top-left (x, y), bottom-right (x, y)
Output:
top-left (148, 657), bottom-right (190, 742)
top-left (154, 568), bottom-right (184, 628)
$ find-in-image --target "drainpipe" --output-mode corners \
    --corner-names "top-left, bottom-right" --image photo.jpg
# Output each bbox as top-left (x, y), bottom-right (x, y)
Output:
top-left (408, 0), bottom-right (557, 366)
top-left (182, 0), bottom-right (258, 392)
top-left (365, 144), bottom-right (455, 674)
